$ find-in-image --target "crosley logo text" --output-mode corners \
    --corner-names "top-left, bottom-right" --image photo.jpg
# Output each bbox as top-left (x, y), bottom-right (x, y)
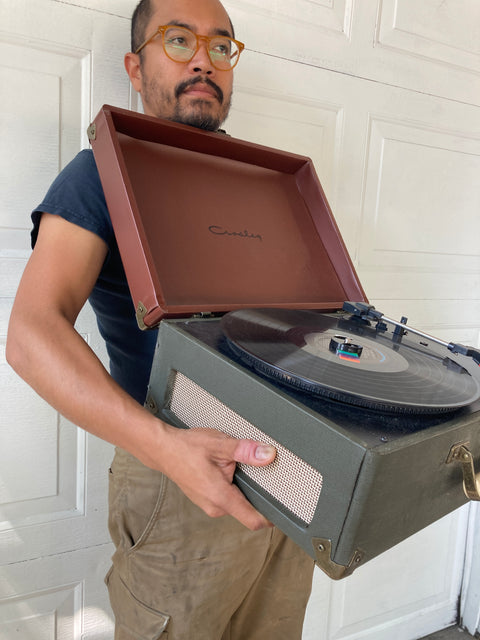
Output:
top-left (208, 225), bottom-right (262, 241)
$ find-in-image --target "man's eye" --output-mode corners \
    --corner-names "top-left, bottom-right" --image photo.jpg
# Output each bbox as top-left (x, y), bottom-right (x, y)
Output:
top-left (168, 36), bottom-right (187, 46)
top-left (211, 43), bottom-right (230, 56)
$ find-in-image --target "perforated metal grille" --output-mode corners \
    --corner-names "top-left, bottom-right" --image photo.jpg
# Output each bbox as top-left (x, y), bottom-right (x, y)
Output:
top-left (166, 371), bottom-right (323, 524)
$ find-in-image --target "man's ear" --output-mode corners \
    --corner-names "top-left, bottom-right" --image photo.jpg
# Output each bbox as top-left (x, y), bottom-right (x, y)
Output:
top-left (124, 52), bottom-right (143, 92)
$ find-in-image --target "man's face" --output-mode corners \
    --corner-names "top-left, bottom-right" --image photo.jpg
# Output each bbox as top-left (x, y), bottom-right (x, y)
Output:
top-left (126, 0), bottom-right (235, 131)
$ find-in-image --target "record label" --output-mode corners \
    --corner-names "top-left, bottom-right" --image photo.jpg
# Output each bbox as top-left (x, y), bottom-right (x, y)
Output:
top-left (303, 331), bottom-right (408, 373)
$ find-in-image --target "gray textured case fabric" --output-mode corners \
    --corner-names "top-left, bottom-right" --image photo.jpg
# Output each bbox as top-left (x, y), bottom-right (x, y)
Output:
top-left (145, 318), bottom-right (480, 579)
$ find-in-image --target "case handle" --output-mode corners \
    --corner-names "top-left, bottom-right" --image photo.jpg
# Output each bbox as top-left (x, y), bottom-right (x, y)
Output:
top-left (446, 442), bottom-right (480, 501)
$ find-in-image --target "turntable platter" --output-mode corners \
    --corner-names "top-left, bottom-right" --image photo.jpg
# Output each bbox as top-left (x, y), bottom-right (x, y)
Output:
top-left (221, 308), bottom-right (480, 414)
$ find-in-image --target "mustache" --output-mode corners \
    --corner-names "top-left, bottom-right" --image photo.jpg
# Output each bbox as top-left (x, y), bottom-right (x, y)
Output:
top-left (175, 76), bottom-right (224, 103)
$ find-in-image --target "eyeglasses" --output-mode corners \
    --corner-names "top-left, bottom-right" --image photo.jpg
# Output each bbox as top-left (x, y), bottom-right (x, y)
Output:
top-left (135, 25), bottom-right (245, 70)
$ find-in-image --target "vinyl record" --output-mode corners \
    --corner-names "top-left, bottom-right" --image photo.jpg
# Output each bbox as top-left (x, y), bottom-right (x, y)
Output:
top-left (221, 308), bottom-right (480, 414)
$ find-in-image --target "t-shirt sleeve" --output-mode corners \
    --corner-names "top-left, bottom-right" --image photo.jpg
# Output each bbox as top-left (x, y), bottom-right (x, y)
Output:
top-left (31, 149), bottom-right (113, 249)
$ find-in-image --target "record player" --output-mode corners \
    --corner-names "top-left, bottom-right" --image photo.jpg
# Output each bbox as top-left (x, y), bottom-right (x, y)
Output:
top-left (88, 105), bottom-right (480, 579)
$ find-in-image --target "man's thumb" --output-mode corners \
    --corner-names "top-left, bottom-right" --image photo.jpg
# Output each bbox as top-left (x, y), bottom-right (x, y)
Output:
top-left (234, 440), bottom-right (276, 466)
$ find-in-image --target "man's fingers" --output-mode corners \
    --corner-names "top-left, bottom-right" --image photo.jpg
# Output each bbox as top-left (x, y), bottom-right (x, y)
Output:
top-left (169, 428), bottom-right (276, 529)
top-left (220, 483), bottom-right (273, 531)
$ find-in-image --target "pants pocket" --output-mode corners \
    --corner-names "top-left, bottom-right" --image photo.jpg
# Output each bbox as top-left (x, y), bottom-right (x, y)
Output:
top-left (106, 566), bottom-right (170, 640)
top-left (108, 449), bottom-right (167, 555)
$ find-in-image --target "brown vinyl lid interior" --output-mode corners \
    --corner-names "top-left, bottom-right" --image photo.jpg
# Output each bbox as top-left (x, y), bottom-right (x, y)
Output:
top-left (91, 106), bottom-right (367, 323)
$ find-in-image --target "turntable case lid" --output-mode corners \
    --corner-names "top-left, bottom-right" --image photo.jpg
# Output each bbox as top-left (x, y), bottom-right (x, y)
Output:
top-left (88, 105), bottom-right (367, 328)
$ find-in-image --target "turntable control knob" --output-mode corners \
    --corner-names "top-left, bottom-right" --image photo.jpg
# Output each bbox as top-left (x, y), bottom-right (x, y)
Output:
top-left (329, 336), bottom-right (363, 359)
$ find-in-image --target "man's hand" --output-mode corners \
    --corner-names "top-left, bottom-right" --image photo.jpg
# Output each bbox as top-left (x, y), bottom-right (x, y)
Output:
top-left (153, 425), bottom-right (276, 531)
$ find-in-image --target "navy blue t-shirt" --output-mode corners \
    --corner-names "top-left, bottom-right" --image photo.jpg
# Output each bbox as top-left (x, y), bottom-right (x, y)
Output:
top-left (31, 149), bottom-right (158, 405)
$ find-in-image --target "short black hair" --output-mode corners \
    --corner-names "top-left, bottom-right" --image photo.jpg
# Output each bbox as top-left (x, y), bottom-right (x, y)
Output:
top-left (131, 0), bottom-right (154, 53)
top-left (130, 0), bottom-right (235, 54)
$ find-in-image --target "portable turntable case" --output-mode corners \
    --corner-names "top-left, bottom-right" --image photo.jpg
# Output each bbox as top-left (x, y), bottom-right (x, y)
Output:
top-left (88, 105), bottom-right (480, 579)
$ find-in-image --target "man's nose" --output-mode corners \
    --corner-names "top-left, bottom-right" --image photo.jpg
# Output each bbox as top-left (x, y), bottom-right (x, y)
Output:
top-left (188, 38), bottom-right (215, 74)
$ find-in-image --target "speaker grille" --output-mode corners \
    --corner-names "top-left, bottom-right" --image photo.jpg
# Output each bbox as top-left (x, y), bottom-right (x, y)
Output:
top-left (166, 371), bottom-right (323, 525)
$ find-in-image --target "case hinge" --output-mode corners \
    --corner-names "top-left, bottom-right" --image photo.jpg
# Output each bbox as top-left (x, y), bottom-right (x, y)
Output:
top-left (136, 302), bottom-right (148, 330)
top-left (87, 123), bottom-right (96, 141)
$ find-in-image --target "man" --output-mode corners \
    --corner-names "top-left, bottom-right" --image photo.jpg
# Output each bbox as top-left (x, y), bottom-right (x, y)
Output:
top-left (6, 0), bottom-right (314, 637)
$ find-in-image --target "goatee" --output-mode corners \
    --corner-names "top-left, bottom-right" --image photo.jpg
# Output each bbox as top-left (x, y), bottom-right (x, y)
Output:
top-left (141, 74), bottom-right (232, 132)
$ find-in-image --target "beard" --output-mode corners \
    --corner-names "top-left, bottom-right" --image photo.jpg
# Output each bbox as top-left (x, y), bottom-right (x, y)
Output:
top-left (172, 97), bottom-right (229, 131)
top-left (141, 75), bottom-right (232, 131)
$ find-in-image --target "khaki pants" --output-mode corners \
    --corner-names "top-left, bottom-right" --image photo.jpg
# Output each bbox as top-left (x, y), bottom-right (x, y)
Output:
top-left (106, 448), bottom-right (315, 640)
